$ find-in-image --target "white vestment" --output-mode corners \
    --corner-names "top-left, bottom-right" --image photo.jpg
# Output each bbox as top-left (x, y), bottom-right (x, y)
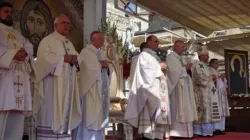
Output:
top-left (0, 23), bottom-right (34, 140)
top-left (192, 61), bottom-right (221, 136)
top-left (166, 52), bottom-right (197, 138)
top-left (127, 55), bottom-right (139, 88)
top-left (209, 68), bottom-right (230, 131)
top-left (125, 48), bottom-right (171, 139)
top-left (73, 44), bottom-right (110, 140)
top-left (34, 31), bottom-right (82, 140)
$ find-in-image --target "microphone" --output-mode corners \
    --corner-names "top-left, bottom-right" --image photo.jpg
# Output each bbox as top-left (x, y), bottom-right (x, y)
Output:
top-left (156, 48), bottom-right (167, 62)
top-left (70, 61), bottom-right (80, 72)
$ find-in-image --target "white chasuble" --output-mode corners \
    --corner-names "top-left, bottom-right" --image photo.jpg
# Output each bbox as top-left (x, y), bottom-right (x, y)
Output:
top-left (166, 52), bottom-right (197, 138)
top-left (78, 44), bottom-right (110, 130)
top-left (34, 31), bottom-right (81, 140)
top-left (73, 44), bottom-right (109, 140)
top-left (0, 23), bottom-right (34, 140)
top-left (0, 23), bottom-right (34, 112)
top-left (192, 61), bottom-right (221, 136)
top-left (192, 61), bottom-right (221, 123)
top-left (124, 48), bottom-right (170, 140)
top-left (127, 55), bottom-right (139, 88)
top-left (209, 68), bottom-right (230, 117)
top-left (209, 67), bottom-right (230, 131)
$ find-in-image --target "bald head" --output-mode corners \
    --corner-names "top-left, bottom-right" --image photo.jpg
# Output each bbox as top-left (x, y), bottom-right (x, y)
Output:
top-left (146, 35), bottom-right (159, 51)
top-left (90, 31), bottom-right (104, 48)
top-left (54, 14), bottom-right (70, 36)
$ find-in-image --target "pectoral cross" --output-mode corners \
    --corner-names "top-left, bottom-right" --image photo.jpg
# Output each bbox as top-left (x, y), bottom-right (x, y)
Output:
top-left (14, 76), bottom-right (23, 92)
top-left (15, 95), bottom-right (23, 107)
top-left (199, 64), bottom-right (204, 69)
top-left (197, 106), bottom-right (202, 112)
top-left (211, 87), bottom-right (216, 94)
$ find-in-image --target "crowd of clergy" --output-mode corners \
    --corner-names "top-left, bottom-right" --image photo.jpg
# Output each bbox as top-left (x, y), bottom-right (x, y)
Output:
top-left (0, 2), bottom-right (230, 140)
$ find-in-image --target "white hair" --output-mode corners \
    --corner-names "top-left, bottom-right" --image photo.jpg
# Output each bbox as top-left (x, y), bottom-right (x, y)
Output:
top-left (54, 14), bottom-right (68, 25)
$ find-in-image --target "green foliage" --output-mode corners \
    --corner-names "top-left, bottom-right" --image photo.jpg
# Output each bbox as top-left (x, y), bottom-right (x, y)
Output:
top-left (98, 18), bottom-right (131, 59)
top-left (120, 41), bottom-right (132, 59)
top-left (98, 18), bottom-right (119, 45)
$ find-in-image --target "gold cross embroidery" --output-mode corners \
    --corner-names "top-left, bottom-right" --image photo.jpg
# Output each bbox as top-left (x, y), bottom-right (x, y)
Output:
top-left (14, 76), bottom-right (23, 92)
top-left (7, 33), bottom-right (16, 40)
top-left (15, 95), bottom-right (23, 107)
top-left (7, 32), bottom-right (18, 49)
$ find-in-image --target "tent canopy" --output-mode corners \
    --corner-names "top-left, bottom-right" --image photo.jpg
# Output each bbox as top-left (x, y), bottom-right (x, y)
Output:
top-left (135, 0), bottom-right (250, 56)
top-left (136, 0), bottom-right (250, 36)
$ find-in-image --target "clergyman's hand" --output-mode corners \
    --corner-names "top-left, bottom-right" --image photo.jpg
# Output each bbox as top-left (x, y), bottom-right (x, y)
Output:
top-left (20, 48), bottom-right (27, 56)
top-left (14, 49), bottom-right (26, 61)
top-left (64, 55), bottom-right (77, 63)
top-left (211, 74), bottom-right (217, 80)
top-left (71, 55), bottom-right (78, 65)
top-left (161, 102), bottom-right (167, 112)
top-left (220, 73), bottom-right (226, 79)
top-left (101, 60), bottom-right (109, 68)
top-left (160, 62), bottom-right (167, 71)
top-left (185, 63), bottom-right (193, 70)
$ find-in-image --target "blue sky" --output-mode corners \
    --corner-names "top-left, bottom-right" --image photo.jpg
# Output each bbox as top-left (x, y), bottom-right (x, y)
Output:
top-left (128, 3), bottom-right (136, 11)
top-left (125, 2), bottom-right (136, 12)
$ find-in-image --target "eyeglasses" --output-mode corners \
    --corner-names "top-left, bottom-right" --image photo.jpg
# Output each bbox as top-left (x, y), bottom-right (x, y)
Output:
top-left (151, 40), bottom-right (159, 43)
top-left (59, 21), bottom-right (70, 25)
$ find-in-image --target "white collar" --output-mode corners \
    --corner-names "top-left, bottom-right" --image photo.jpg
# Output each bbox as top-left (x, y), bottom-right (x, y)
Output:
top-left (88, 44), bottom-right (100, 54)
top-left (209, 67), bottom-right (217, 72)
top-left (199, 61), bottom-right (207, 66)
top-left (53, 31), bottom-right (68, 43)
top-left (143, 48), bottom-right (156, 55)
top-left (143, 48), bottom-right (161, 62)
top-left (172, 51), bottom-right (182, 59)
top-left (91, 44), bottom-right (100, 53)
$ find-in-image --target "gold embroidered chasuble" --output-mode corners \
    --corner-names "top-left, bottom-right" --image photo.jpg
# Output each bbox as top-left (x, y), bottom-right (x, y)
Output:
top-left (0, 23), bottom-right (34, 112)
top-left (192, 61), bottom-right (221, 124)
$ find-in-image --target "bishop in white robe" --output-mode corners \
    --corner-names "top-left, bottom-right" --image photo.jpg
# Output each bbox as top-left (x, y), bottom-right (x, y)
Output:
top-left (33, 15), bottom-right (82, 140)
top-left (192, 45), bottom-right (221, 137)
top-left (0, 4), bottom-right (34, 139)
top-left (73, 31), bottom-right (110, 140)
top-left (125, 47), bottom-right (171, 140)
top-left (209, 59), bottom-right (230, 134)
top-left (166, 40), bottom-right (197, 138)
